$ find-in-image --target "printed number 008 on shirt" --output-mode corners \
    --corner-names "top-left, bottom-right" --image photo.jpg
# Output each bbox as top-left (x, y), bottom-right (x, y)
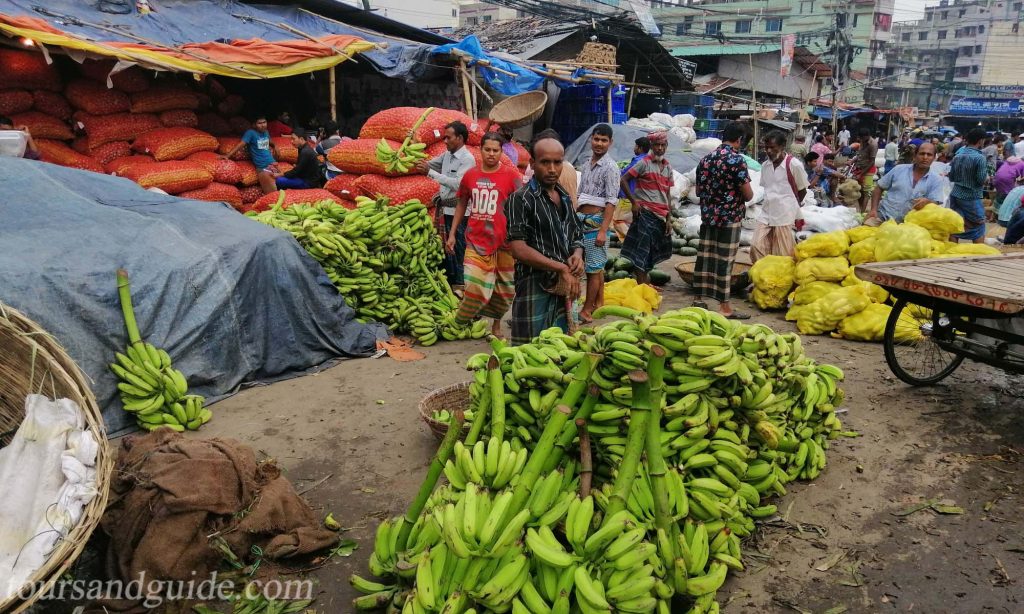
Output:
top-left (470, 187), bottom-right (502, 215)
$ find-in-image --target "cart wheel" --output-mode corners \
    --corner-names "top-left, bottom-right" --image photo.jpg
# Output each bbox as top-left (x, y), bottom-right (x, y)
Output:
top-left (883, 298), bottom-right (966, 386)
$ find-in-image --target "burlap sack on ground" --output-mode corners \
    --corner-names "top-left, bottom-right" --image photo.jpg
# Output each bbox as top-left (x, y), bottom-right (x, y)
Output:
top-left (102, 429), bottom-right (337, 586)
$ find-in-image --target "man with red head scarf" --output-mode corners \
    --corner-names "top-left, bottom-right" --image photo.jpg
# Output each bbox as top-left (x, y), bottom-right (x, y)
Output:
top-left (619, 131), bottom-right (674, 285)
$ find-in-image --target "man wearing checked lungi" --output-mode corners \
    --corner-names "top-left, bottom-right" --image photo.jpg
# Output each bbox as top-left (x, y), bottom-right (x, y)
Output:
top-left (693, 122), bottom-right (754, 319)
top-left (575, 124), bottom-right (621, 323)
top-left (619, 131), bottom-right (675, 286)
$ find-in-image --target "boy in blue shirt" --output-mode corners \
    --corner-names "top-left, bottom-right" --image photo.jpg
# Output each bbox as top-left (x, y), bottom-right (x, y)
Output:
top-left (222, 115), bottom-right (278, 194)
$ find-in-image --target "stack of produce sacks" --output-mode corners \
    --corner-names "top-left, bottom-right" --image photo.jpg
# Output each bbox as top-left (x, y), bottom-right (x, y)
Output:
top-left (349, 307), bottom-right (851, 613)
top-left (0, 48), bottom-right (292, 209)
top-left (247, 194), bottom-right (488, 345)
top-left (749, 204), bottom-right (1003, 342)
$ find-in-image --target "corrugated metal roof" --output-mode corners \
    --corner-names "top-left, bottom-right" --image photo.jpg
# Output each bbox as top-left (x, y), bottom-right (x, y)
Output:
top-left (669, 43), bottom-right (781, 57)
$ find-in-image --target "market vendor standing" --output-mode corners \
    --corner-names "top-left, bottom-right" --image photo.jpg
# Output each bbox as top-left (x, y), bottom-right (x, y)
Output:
top-left (619, 131), bottom-right (674, 285)
top-left (506, 136), bottom-right (584, 345)
top-left (221, 115), bottom-right (278, 194)
top-left (447, 132), bottom-right (522, 338)
top-left (851, 129), bottom-right (878, 212)
top-left (576, 124), bottom-right (620, 323)
top-left (867, 142), bottom-right (945, 223)
top-left (692, 122), bottom-right (753, 319)
top-left (750, 130), bottom-right (808, 262)
top-left (268, 129), bottom-right (321, 190)
top-left (416, 121), bottom-right (475, 290)
top-left (948, 127), bottom-right (990, 243)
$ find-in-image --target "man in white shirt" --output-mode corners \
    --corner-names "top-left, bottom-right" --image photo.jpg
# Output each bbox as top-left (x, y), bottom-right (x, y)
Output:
top-left (883, 138), bottom-right (899, 176)
top-left (417, 121), bottom-right (476, 289)
top-left (751, 130), bottom-right (808, 263)
top-left (1015, 134), bottom-right (1024, 159)
top-left (838, 126), bottom-right (851, 148)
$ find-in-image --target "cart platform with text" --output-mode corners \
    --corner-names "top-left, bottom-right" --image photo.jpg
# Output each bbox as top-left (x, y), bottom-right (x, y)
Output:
top-left (855, 254), bottom-right (1024, 385)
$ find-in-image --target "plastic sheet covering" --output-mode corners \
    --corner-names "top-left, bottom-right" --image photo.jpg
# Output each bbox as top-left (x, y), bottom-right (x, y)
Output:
top-left (0, 157), bottom-right (386, 435)
top-left (565, 125), bottom-right (702, 174)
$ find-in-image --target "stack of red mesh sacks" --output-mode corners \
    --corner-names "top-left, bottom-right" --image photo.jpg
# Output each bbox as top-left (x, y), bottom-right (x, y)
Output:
top-left (324, 107), bottom-right (511, 211)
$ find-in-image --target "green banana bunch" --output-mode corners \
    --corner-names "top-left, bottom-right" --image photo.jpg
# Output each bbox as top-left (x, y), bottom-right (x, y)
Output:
top-left (374, 108), bottom-right (435, 174)
top-left (112, 269), bottom-right (210, 432)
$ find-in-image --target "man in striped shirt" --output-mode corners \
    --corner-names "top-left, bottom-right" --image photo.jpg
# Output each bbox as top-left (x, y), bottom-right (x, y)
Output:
top-left (506, 136), bottom-right (585, 344)
top-left (619, 131), bottom-right (674, 285)
top-left (948, 127), bottom-right (990, 243)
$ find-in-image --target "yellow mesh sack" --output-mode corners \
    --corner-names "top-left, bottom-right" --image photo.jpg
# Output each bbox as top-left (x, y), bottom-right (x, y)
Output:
top-left (749, 255), bottom-right (796, 310)
top-left (943, 243), bottom-right (1002, 256)
top-left (792, 281), bottom-right (842, 305)
top-left (848, 237), bottom-right (877, 265)
top-left (873, 221), bottom-right (932, 262)
top-left (841, 272), bottom-right (889, 303)
top-left (846, 225), bottom-right (878, 244)
top-left (796, 285), bottom-right (871, 335)
top-left (794, 256), bottom-right (850, 285)
top-left (795, 230), bottom-right (850, 260)
top-left (836, 303), bottom-right (892, 342)
top-left (904, 203), bottom-right (965, 240)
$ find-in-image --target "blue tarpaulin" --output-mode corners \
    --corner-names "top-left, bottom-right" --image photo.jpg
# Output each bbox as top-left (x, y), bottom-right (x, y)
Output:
top-left (0, 158), bottom-right (386, 436)
top-left (812, 106), bottom-right (874, 120)
top-left (431, 35), bottom-right (614, 96)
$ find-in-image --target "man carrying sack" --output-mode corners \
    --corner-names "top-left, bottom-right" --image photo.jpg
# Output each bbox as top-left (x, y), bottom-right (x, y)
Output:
top-left (506, 135), bottom-right (585, 345)
top-left (619, 131), bottom-right (674, 285)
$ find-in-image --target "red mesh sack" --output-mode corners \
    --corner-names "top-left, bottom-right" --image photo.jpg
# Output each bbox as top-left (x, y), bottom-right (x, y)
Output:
top-left (73, 140), bottom-right (131, 165)
top-left (327, 138), bottom-right (408, 176)
top-left (272, 137), bottom-right (298, 163)
top-left (228, 116), bottom-right (251, 134)
top-left (77, 112), bottom-right (161, 147)
top-left (130, 86), bottom-right (200, 113)
top-left (160, 110), bottom-right (199, 128)
top-left (207, 78), bottom-right (228, 101)
top-left (353, 174), bottom-right (439, 205)
top-left (250, 189), bottom-right (343, 212)
top-left (512, 141), bottom-right (531, 170)
top-left (187, 151), bottom-right (244, 184)
top-left (217, 95), bottom-right (245, 117)
top-left (178, 182), bottom-right (243, 210)
top-left (197, 113), bottom-right (232, 136)
top-left (195, 92), bottom-right (212, 112)
top-left (121, 161), bottom-right (213, 194)
top-left (236, 161), bottom-right (260, 186)
top-left (275, 161), bottom-right (294, 175)
top-left (0, 49), bottom-right (61, 91)
top-left (339, 199), bottom-right (357, 210)
top-left (105, 155), bottom-right (155, 175)
top-left (359, 107), bottom-right (480, 146)
top-left (36, 139), bottom-right (105, 173)
top-left (217, 137), bottom-right (249, 160)
top-left (324, 173), bottom-right (361, 199)
top-left (65, 79), bottom-right (130, 115)
top-left (11, 112), bottom-right (73, 140)
top-left (0, 90), bottom-right (33, 115)
top-left (240, 185), bottom-right (263, 205)
top-left (32, 91), bottom-right (72, 120)
top-left (79, 60), bottom-right (150, 93)
top-left (132, 127), bottom-right (219, 161)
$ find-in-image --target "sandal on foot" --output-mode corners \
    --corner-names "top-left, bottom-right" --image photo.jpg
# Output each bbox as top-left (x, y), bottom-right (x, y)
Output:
top-left (724, 311), bottom-right (751, 320)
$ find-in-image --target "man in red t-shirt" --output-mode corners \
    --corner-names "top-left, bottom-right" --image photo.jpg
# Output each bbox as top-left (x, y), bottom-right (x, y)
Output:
top-left (449, 132), bottom-right (522, 337)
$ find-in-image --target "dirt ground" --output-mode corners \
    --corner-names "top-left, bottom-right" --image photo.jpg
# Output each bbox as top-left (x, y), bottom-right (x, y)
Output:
top-left (73, 253), bottom-right (1023, 613)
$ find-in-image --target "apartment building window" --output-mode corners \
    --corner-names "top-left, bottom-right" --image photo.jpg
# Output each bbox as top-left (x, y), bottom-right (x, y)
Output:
top-left (706, 21), bottom-right (722, 35)
top-left (919, 31), bottom-right (928, 40)
top-left (941, 10), bottom-right (948, 19)
top-left (926, 12), bottom-right (933, 20)
top-left (978, 25), bottom-right (985, 33)
top-left (852, 13), bottom-right (859, 27)
top-left (901, 32), bottom-right (911, 41)
top-left (800, 0), bottom-right (814, 13)
top-left (955, 66), bottom-right (969, 77)
top-left (938, 30), bottom-right (947, 39)
top-left (465, 16), bottom-right (478, 25)
top-left (972, 65), bottom-right (979, 73)
top-left (976, 45), bottom-right (982, 53)
top-left (676, 23), bottom-right (688, 35)
top-left (959, 9), bottom-right (966, 16)
top-left (765, 18), bottom-right (783, 32)
top-left (1015, 2), bottom-right (1023, 11)
top-left (452, 8), bottom-right (457, 16)
top-left (735, 20), bottom-right (752, 33)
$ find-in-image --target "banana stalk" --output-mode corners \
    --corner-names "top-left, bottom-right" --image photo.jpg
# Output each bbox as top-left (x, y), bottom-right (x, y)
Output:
top-left (395, 409), bottom-right (466, 551)
top-left (502, 404), bottom-right (573, 527)
top-left (462, 384), bottom-right (491, 447)
top-left (644, 345), bottom-right (676, 553)
top-left (540, 355), bottom-right (599, 473)
top-left (116, 269), bottom-right (143, 346)
top-left (604, 370), bottom-right (652, 519)
top-left (488, 355), bottom-right (506, 442)
top-left (549, 385), bottom-right (600, 472)
top-left (577, 417), bottom-right (593, 497)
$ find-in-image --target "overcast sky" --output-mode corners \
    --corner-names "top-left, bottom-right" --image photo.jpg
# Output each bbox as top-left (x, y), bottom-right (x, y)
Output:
top-left (893, 0), bottom-right (932, 22)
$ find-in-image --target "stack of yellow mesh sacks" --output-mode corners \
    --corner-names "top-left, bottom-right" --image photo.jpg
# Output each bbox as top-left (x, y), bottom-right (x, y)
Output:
top-left (749, 204), bottom-right (1001, 342)
top-left (603, 278), bottom-right (663, 313)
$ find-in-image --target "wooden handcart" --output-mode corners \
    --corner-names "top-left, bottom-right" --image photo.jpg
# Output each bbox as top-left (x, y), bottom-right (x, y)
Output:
top-left (854, 254), bottom-right (1024, 385)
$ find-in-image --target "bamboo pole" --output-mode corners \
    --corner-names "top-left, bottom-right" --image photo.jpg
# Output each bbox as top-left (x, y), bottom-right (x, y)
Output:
top-left (606, 84), bottom-right (613, 124)
top-left (58, 30), bottom-right (189, 74)
top-left (447, 49), bottom-right (518, 77)
top-left (329, 66), bottom-right (337, 122)
top-left (749, 53), bottom-right (759, 157)
top-left (627, 60), bottom-right (639, 117)
top-left (459, 58), bottom-right (474, 118)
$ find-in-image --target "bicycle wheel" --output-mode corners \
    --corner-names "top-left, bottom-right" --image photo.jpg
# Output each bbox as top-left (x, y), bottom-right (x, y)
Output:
top-left (883, 298), bottom-right (966, 386)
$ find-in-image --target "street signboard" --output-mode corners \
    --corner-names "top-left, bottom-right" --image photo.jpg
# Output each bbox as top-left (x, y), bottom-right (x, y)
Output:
top-left (677, 59), bottom-right (696, 85)
top-left (948, 97), bottom-right (1021, 116)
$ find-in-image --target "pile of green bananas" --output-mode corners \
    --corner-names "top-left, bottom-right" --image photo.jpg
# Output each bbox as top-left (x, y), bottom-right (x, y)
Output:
top-left (374, 107), bottom-right (435, 174)
top-left (350, 307), bottom-right (849, 613)
top-left (248, 196), bottom-right (487, 346)
top-left (111, 269), bottom-right (210, 432)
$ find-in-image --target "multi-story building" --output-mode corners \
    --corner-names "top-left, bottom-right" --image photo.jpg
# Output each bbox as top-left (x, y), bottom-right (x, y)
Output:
top-left (872, 0), bottom-right (1024, 112)
top-left (649, 0), bottom-right (896, 104)
top-left (459, 2), bottom-right (520, 27)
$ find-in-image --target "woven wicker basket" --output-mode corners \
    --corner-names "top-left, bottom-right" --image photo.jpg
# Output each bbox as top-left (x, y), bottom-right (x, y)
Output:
top-left (418, 381), bottom-right (473, 441)
top-left (487, 91), bottom-right (548, 129)
top-left (0, 303), bottom-right (113, 613)
top-left (675, 258), bottom-right (752, 293)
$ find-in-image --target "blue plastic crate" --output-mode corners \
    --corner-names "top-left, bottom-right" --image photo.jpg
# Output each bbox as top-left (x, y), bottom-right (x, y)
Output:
top-left (696, 129), bottom-right (723, 140)
top-left (612, 95), bottom-right (625, 114)
top-left (698, 106), bottom-right (714, 119)
top-left (612, 112), bottom-right (628, 125)
top-left (562, 83), bottom-right (604, 100)
top-left (670, 105), bottom-right (696, 116)
top-left (699, 95), bottom-right (715, 107)
top-left (571, 98), bottom-right (606, 114)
